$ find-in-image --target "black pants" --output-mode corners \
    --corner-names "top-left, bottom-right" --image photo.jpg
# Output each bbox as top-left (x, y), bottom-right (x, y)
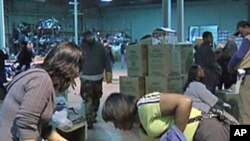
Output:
top-left (194, 118), bottom-right (229, 141)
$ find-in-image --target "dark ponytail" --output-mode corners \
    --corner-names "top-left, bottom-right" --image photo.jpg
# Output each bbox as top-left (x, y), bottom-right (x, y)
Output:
top-left (183, 64), bottom-right (200, 91)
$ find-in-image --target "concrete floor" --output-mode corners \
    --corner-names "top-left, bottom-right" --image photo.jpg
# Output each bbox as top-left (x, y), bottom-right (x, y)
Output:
top-left (67, 62), bottom-right (141, 141)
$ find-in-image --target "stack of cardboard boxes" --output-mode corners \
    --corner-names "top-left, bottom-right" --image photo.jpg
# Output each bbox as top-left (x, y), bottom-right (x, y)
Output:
top-left (119, 44), bottom-right (147, 98)
top-left (120, 43), bottom-right (193, 97)
top-left (146, 43), bottom-right (192, 94)
top-left (120, 28), bottom-right (193, 97)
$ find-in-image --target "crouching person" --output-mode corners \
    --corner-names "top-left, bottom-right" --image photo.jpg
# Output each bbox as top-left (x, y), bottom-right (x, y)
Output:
top-left (102, 92), bottom-right (230, 141)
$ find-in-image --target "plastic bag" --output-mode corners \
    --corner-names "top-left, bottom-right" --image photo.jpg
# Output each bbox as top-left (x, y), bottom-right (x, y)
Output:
top-left (52, 108), bottom-right (73, 130)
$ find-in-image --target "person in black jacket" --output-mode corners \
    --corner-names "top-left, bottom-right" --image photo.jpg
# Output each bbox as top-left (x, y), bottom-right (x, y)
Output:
top-left (217, 38), bottom-right (238, 90)
top-left (15, 41), bottom-right (34, 71)
top-left (0, 49), bottom-right (8, 99)
top-left (194, 31), bottom-right (220, 94)
top-left (120, 41), bottom-right (126, 68)
top-left (79, 31), bottom-right (112, 129)
top-left (103, 39), bottom-right (115, 66)
top-left (0, 49), bottom-right (8, 85)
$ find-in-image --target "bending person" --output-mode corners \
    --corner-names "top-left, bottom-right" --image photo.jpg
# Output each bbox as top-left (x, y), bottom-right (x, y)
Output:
top-left (102, 92), bottom-right (230, 141)
top-left (0, 41), bottom-right (84, 141)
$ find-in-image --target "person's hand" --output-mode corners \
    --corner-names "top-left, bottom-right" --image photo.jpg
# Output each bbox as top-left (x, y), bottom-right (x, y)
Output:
top-left (105, 72), bottom-right (112, 84)
top-left (20, 139), bottom-right (35, 141)
top-left (223, 102), bottom-right (231, 109)
top-left (47, 130), bottom-right (68, 141)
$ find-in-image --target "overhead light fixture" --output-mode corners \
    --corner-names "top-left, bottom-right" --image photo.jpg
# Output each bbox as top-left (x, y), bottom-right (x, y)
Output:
top-left (34, 0), bottom-right (46, 2)
top-left (101, 0), bottom-right (112, 1)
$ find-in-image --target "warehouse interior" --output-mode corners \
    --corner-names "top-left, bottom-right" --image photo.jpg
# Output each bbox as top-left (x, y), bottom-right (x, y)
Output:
top-left (1, 0), bottom-right (250, 141)
top-left (1, 0), bottom-right (250, 51)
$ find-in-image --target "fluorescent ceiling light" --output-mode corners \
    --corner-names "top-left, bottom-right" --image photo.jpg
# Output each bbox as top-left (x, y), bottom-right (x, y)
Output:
top-left (34, 0), bottom-right (46, 2)
top-left (101, 0), bottom-right (112, 2)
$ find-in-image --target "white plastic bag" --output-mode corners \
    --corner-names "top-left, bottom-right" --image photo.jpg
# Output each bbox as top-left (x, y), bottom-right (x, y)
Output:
top-left (52, 108), bottom-right (73, 130)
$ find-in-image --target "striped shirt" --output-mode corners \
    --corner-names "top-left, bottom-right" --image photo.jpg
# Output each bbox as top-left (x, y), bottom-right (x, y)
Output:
top-left (0, 68), bottom-right (55, 141)
top-left (137, 92), bottom-right (161, 107)
top-left (137, 92), bottom-right (201, 141)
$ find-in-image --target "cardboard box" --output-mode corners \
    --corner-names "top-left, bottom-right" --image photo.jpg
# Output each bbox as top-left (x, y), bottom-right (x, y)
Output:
top-left (148, 43), bottom-right (193, 76)
top-left (146, 76), bottom-right (168, 94)
top-left (169, 44), bottom-right (181, 75)
top-left (182, 74), bottom-right (188, 88)
top-left (152, 27), bottom-right (177, 45)
top-left (126, 44), bottom-right (148, 77)
top-left (119, 76), bottom-right (145, 97)
top-left (146, 75), bottom-right (184, 94)
top-left (140, 37), bottom-right (153, 46)
top-left (167, 43), bottom-right (194, 75)
top-left (176, 43), bottom-right (194, 74)
top-left (167, 75), bottom-right (184, 93)
top-left (148, 44), bottom-right (171, 77)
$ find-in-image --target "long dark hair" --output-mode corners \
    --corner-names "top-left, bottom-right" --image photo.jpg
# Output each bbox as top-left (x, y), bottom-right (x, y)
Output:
top-left (183, 64), bottom-right (200, 91)
top-left (102, 93), bottom-right (137, 123)
top-left (40, 41), bottom-right (84, 92)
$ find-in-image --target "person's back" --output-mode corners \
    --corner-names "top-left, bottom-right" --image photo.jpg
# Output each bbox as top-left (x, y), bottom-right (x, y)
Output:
top-left (184, 81), bottom-right (218, 112)
top-left (137, 92), bottom-right (201, 141)
top-left (102, 92), bottom-right (231, 141)
top-left (17, 48), bottom-right (32, 64)
top-left (195, 42), bottom-right (216, 70)
top-left (0, 68), bottom-right (54, 141)
top-left (16, 41), bottom-right (34, 71)
top-left (217, 40), bottom-right (238, 89)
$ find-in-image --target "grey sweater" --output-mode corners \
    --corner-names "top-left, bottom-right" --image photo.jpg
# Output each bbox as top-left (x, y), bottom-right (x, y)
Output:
top-left (184, 81), bottom-right (218, 112)
top-left (0, 68), bottom-right (55, 141)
